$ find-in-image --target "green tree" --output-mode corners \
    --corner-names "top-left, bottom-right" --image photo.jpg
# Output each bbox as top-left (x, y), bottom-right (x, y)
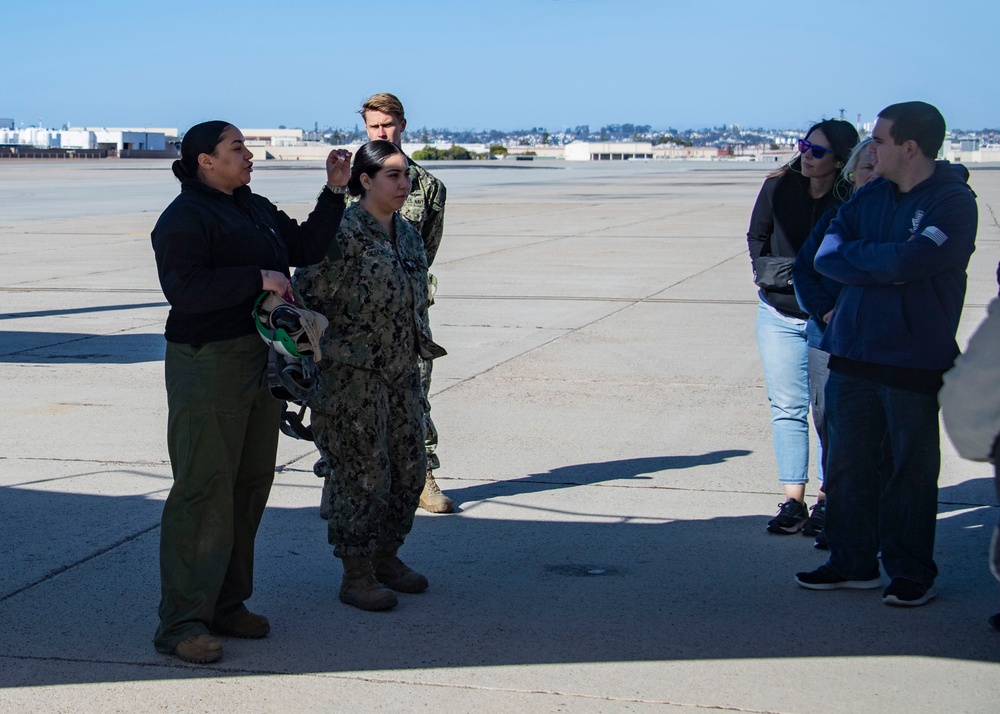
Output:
top-left (411, 145), bottom-right (444, 161)
top-left (446, 144), bottom-right (472, 160)
top-left (489, 144), bottom-right (508, 156)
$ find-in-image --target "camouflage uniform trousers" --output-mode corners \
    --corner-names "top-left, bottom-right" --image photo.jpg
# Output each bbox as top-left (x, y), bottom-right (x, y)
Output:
top-left (419, 355), bottom-right (439, 470)
top-left (312, 361), bottom-right (427, 558)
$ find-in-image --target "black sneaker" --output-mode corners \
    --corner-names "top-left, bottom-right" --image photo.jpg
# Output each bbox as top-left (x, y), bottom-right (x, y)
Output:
top-left (802, 500), bottom-right (826, 536)
top-left (767, 498), bottom-right (809, 534)
top-left (882, 578), bottom-right (937, 607)
top-left (813, 530), bottom-right (828, 550)
top-left (795, 565), bottom-right (881, 590)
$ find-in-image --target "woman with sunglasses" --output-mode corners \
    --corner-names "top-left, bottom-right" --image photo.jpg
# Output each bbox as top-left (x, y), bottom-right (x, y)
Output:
top-left (150, 121), bottom-right (350, 663)
top-left (292, 140), bottom-right (445, 612)
top-left (746, 119), bottom-right (858, 537)
top-left (791, 138), bottom-right (876, 547)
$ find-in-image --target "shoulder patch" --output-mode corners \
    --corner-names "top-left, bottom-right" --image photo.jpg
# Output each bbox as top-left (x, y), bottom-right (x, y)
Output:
top-left (921, 226), bottom-right (948, 246)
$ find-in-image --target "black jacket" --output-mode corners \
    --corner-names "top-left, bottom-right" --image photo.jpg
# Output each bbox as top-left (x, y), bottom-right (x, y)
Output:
top-left (152, 180), bottom-right (344, 345)
top-left (747, 170), bottom-right (841, 317)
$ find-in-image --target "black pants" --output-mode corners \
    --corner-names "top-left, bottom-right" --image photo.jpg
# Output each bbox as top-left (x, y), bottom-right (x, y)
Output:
top-left (154, 335), bottom-right (279, 652)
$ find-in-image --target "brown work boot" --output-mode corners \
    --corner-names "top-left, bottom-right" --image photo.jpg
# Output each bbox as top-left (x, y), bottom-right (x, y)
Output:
top-left (319, 475), bottom-right (333, 520)
top-left (172, 634), bottom-right (223, 664)
top-left (372, 549), bottom-right (429, 594)
top-left (211, 610), bottom-right (270, 639)
top-left (419, 470), bottom-right (453, 513)
top-left (339, 556), bottom-right (398, 611)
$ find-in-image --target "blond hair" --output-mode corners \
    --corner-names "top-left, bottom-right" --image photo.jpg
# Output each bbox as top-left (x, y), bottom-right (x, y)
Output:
top-left (359, 93), bottom-right (405, 122)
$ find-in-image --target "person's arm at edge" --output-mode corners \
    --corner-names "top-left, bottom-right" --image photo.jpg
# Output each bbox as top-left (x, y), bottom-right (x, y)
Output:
top-left (793, 207), bottom-right (839, 321)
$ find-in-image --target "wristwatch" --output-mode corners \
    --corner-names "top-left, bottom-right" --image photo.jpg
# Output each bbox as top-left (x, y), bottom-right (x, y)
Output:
top-left (324, 184), bottom-right (349, 195)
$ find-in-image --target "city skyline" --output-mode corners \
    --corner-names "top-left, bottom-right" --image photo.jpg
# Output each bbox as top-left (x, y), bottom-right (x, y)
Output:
top-left (4, 0), bottom-right (998, 133)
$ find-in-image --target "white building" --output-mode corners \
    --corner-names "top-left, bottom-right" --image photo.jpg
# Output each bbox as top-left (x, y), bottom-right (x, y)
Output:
top-left (91, 130), bottom-right (165, 151)
top-left (59, 130), bottom-right (97, 149)
top-left (565, 141), bottom-right (653, 161)
top-left (1, 126), bottom-right (165, 151)
top-left (564, 141), bottom-right (721, 161)
top-left (242, 128), bottom-right (304, 146)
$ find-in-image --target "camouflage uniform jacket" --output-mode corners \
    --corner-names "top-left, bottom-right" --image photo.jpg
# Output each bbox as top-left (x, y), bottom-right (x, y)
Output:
top-left (292, 202), bottom-right (445, 380)
top-left (401, 157), bottom-right (446, 267)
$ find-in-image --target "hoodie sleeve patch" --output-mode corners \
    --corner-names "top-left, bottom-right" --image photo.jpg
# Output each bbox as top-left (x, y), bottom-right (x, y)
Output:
top-left (921, 226), bottom-right (948, 246)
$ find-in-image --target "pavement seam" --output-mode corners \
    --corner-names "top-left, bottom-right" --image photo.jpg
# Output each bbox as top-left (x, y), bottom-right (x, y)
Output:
top-left (0, 522), bottom-right (160, 604)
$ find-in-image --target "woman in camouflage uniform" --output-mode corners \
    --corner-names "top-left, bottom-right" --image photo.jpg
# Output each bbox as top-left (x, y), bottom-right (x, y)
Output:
top-left (293, 140), bottom-right (445, 611)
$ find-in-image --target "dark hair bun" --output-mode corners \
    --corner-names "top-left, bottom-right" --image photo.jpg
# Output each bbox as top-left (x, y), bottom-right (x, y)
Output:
top-left (176, 120), bottom-right (232, 182)
top-left (348, 140), bottom-right (405, 198)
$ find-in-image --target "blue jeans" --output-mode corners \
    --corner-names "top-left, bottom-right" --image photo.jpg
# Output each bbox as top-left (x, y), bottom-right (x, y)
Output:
top-left (823, 369), bottom-right (940, 586)
top-left (756, 301), bottom-right (814, 486)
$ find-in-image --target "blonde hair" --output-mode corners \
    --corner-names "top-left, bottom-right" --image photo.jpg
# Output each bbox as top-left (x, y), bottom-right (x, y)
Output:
top-left (841, 137), bottom-right (873, 186)
top-left (359, 93), bottom-right (405, 122)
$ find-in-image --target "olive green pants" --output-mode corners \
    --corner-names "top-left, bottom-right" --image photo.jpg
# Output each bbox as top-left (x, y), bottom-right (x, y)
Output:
top-left (154, 334), bottom-right (279, 653)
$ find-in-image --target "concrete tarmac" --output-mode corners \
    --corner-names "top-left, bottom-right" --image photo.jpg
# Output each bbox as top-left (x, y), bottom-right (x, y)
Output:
top-left (1, 158), bottom-right (999, 713)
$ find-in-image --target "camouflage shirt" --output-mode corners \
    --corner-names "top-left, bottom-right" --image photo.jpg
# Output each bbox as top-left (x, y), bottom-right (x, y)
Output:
top-left (292, 202), bottom-right (444, 380)
top-left (401, 157), bottom-right (446, 267)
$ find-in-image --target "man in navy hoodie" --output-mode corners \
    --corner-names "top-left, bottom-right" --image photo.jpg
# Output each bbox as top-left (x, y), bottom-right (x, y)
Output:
top-left (794, 102), bottom-right (978, 607)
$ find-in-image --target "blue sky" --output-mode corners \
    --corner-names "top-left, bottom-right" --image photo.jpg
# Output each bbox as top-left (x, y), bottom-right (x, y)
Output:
top-left (3, 0), bottom-right (998, 133)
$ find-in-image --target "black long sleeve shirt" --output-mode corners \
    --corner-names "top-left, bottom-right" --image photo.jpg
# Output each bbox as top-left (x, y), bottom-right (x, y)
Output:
top-left (151, 180), bottom-right (344, 345)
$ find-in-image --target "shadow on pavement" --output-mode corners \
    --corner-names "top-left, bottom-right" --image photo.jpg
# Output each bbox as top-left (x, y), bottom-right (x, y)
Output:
top-left (0, 465), bottom-right (997, 688)
top-left (0, 302), bottom-right (168, 322)
top-left (446, 452), bottom-right (753, 505)
top-left (0, 331), bottom-right (165, 364)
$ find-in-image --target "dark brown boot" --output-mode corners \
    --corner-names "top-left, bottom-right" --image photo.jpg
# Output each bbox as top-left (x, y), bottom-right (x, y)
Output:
top-left (339, 555), bottom-right (398, 611)
top-left (172, 634), bottom-right (223, 664)
top-left (372, 549), bottom-right (429, 594)
top-left (211, 610), bottom-right (270, 639)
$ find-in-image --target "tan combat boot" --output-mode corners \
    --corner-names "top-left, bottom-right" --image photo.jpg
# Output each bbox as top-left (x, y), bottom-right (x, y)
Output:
top-left (339, 556), bottom-right (398, 611)
top-left (372, 548), bottom-right (429, 593)
top-left (419, 469), bottom-right (454, 513)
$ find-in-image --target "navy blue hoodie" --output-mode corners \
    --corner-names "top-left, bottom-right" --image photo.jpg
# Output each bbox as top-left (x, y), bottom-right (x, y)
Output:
top-left (815, 161), bottom-right (977, 371)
